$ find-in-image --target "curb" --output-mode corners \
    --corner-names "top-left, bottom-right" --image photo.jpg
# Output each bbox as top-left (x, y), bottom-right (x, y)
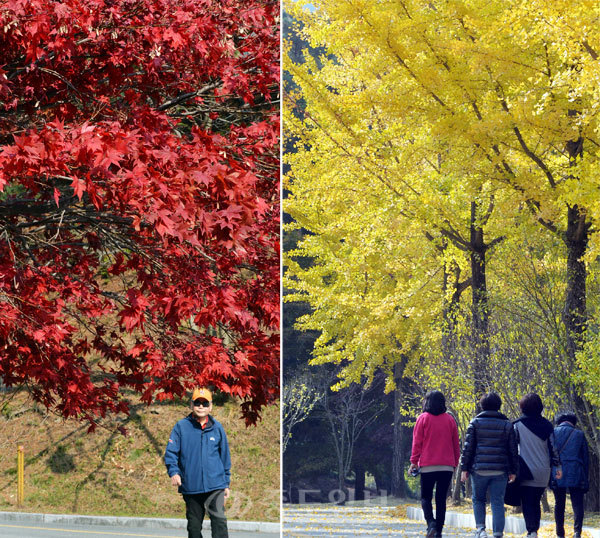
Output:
top-left (0, 511), bottom-right (280, 534)
top-left (406, 506), bottom-right (600, 538)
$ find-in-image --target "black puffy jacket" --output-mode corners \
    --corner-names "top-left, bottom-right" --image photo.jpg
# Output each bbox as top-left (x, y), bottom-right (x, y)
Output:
top-left (460, 410), bottom-right (519, 474)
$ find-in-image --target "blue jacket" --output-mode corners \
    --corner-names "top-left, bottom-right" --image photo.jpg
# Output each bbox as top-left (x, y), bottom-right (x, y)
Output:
top-left (553, 422), bottom-right (589, 491)
top-left (164, 414), bottom-right (231, 494)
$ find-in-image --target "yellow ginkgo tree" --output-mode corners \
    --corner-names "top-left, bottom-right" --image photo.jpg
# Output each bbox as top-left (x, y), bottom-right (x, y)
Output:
top-left (284, 0), bottom-right (600, 505)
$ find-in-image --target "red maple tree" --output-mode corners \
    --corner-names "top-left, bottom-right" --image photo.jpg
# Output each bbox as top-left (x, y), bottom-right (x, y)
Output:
top-left (0, 0), bottom-right (280, 427)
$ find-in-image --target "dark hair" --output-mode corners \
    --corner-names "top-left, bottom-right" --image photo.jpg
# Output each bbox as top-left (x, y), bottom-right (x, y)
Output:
top-left (519, 393), bottom-right (544, 416)
top-left (480, 392), bottom-right (502, 412)
top-left (555, 412), bottom-right (577, 426)
top-left (423, 390), bottom-right (446, 416)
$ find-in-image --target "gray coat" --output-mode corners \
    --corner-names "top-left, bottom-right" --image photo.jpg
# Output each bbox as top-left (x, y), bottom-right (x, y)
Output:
top-left (514, 418), bottom-right (560, 488)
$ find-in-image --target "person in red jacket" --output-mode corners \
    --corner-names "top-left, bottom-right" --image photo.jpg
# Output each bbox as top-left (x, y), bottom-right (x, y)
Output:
top-left (409, 390), bottom-right (460, 538)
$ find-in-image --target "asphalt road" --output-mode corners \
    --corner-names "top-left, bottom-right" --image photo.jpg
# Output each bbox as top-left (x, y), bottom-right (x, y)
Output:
top-left (0, 521), bottom-right (279, 538)
top-left (283, 505), bottom-right (474, 537)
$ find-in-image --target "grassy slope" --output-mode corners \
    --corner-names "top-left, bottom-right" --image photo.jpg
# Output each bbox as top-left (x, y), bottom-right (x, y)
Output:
top-left (0, 392), bottom-right (279, 522)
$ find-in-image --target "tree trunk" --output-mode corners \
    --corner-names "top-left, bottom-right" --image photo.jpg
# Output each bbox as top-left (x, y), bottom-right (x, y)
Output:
top-left (585, 451), bottom-right (600, 511)
top-left (441, 255), bottom-right (457, 362)
top-left (354, 463), bottom-right (366, 501)
top-left (442, 251), bottom-right (467, 507)
top-left (442, 259), bottom-right (466, 365)
top-left (392, 360), bottom-right (408, 497)
top-left (452, 462), bottom-right (463, 505)
top-left (338, 458), bottom-right (347, 504)
top-left (562, 136), bottom-right (599, 512)
top-left (470, 201), bottom-right (489, 399)
top-left (562, 204), bottom-right (589, 364)
top-left (541, 490), bottom-right (550, 513)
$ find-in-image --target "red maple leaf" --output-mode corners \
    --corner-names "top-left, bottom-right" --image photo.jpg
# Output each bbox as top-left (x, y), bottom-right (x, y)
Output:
top-left (0, 0), bottom-right (280, 428)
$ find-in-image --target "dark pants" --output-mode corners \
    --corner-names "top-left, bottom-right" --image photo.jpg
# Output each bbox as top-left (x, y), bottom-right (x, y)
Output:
top-left (183, 490), bottom-right (229, 538)
top-left (520, 485), bottom-right (545, 533)
top-left (420, 471), bottom-right (453, 533)
top-left (554, 487), bottom-right (585, 536)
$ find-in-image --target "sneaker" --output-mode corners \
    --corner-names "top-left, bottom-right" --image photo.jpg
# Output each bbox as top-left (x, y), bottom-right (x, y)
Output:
top-left (426, 522), bottom-right (436, 538)
top-left (526, 533), bottom-right (537, 538)
top-left (475, 528), bottom-right (488, 538)
top-left (573, 534), bottom-right (581, 538)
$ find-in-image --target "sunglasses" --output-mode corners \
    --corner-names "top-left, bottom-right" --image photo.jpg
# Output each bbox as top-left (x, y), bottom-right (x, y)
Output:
top-left (193, 399), bottom-right (210, 408)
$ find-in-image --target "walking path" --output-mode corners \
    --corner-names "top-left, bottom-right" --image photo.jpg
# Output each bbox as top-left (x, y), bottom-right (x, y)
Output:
top-left (283, 504), bottom-right (600, 538)
top-left (283, 505), bottom-right (472, 537)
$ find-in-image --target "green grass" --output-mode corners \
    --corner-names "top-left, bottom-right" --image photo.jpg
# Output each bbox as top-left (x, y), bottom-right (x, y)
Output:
top-left (0, 391), bottom-right (279, 522)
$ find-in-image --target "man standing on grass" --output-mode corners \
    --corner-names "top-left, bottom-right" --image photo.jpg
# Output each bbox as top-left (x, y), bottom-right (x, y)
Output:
top-left (165, 387), bottom-right (231, 538)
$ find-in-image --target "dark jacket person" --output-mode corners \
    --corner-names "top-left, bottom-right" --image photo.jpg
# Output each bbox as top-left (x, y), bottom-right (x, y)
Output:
top-left (552, 412), bottom-right (589, 538)
top-left (461, 392), bottom-right (518, 538)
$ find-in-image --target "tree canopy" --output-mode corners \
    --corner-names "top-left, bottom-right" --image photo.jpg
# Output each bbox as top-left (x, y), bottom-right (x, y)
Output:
top-left (284, 0), bottom-right (600, 505)
top-left (0, 0), bottom-right (280, 427)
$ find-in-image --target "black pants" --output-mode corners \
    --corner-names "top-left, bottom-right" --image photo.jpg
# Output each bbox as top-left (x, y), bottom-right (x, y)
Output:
top-left (520, 485), bottom-right (545, 533)
top-left (420, 471), bottom-right (453, 533)
top-left (183, 490), bottom-right (229, 538)
top-left (554, 487), bottom-right (585, 536)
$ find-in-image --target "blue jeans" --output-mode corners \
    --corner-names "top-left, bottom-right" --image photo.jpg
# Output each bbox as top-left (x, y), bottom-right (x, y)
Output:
top-left (471, 472), bottom-right (508, 535)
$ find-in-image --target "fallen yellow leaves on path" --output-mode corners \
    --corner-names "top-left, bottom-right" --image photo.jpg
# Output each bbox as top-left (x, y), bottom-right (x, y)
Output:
top-left (538, 524), bottom-right (593, 538)
top-left (389, 506), bottom-right (408, 520)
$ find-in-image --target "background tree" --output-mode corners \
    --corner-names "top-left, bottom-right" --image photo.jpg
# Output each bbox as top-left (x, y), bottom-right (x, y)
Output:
top-left (282, 362), bottom-right (391, 503)
top-left (282, 369), bottom-right (321, 452)
top-left (317, 369), bottom-right (385, 501)
top-left (0, 0), bottom-right (280, 426)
